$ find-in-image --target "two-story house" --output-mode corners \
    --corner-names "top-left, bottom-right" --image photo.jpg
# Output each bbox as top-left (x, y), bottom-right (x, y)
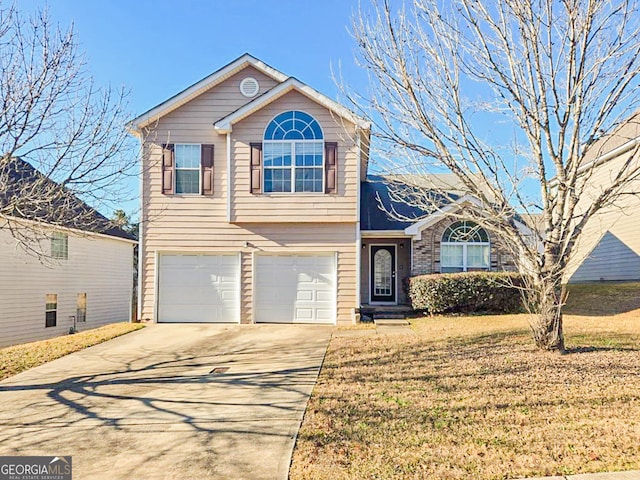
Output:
top-left (129, 54), bottom-right (514, 325)
top-left (0, 158), bottom-right (136, 347)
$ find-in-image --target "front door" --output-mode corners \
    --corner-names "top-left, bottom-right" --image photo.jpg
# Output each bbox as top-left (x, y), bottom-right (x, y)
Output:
top-left (370, 245), bottom-right (396, 303)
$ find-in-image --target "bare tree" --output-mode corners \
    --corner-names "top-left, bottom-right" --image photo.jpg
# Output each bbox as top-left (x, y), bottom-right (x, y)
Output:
top-left (348, 0), bottom-right (640, 352)
top-left (0, 3), bottom-right (137, 257)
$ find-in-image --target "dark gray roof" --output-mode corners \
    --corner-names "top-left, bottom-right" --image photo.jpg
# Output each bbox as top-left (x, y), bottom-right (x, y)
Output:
top-left (360, 175), bottom-right (430, 230)
top-left (0, 158), bottom-right (136, 241)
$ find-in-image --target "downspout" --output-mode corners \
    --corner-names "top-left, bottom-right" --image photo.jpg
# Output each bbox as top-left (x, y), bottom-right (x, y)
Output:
top-left (226, 132), bottom-right (232, 222)
top-left (355, 131), bottom-right (362, 322)
top-left (136, 131), bottom-right (144, 322)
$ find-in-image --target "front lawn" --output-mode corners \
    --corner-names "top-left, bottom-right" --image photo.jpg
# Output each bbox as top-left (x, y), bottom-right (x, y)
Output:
top-left (291, 305), bottom-right (640, 478)
top-left (0, 322), bottom-right (145, 381)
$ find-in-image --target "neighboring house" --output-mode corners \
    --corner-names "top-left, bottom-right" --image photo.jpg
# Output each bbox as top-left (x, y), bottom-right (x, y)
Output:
top-left (129, 54), bottom-right (514, 325)
top-left (0, 158), bottom-right (136, 348)
top-left (565, 117), bottom-right (640, 283)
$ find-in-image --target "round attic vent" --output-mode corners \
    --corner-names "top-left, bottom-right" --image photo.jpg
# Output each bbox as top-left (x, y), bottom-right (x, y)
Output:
top-left (240, 77), bottom-right (260, 98)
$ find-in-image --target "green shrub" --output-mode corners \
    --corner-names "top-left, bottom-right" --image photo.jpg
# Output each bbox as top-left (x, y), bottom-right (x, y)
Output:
top-left (408, 271), bottom-right (525, 314)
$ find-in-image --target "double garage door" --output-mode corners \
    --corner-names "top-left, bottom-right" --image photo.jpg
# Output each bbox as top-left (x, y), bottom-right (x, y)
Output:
top-left (157, 253), bottom-right (336, 324)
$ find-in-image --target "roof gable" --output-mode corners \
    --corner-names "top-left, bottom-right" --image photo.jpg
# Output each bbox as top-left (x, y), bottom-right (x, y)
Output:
top-left (213, 77), bottom-right (370, 133)
top-left (362, 175), bottom-right (533, 238)
top-left (0, 158), bottom-right (136, 241)
top-left (129, 53), bottom-right (288, 130)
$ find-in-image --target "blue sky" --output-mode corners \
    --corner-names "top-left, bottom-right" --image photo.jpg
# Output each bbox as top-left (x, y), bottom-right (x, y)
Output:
top-left (19, 0), bottom-right (370, 218)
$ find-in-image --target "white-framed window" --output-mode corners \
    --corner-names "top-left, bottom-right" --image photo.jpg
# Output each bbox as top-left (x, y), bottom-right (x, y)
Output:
top-left (263, 111), bottom-right (324, 193)
top-left (440, 221), bottom-right (490, 273)
top-left (174, 144), bottom-right (201, 194)
top-left (45, 294), bottom-right (57, 328)
top-left (51, 232), bottom-right (68, 259)
top-left (77, 293), bottom-right (87, 323)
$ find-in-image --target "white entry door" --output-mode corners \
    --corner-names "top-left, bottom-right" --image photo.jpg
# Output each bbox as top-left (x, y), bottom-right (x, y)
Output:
top-left (254, 254), bottom-right (336, 324)
top-left (157, 254), bottom-right (239, 323)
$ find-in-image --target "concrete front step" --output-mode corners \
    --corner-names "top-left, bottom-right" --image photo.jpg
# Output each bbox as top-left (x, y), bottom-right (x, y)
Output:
top-left (374, 313), bottom-right (406, 319)
top-left (359, 306), bottom-right (413, 322)
top-left (374, 318), bottom-right (410, 326)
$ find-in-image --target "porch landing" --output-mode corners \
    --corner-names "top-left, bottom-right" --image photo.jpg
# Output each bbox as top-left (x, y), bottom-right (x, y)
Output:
top-left (359, 304), bottom-right (413, 322)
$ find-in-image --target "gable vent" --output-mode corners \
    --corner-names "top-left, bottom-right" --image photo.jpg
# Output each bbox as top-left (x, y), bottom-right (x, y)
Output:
top-left (240, 77), bottom-right (260, 98)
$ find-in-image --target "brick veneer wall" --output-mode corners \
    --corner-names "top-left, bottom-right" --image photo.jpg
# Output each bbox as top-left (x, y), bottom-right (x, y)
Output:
top-left (411, 218), bottom-right (516, 275)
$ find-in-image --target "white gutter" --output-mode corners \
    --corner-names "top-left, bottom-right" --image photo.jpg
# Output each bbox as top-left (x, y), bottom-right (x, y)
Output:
top-left (355, 131), bottom-right (362, 318)
top-left (226, 132), bottom-right (232, 222)
top-left (361, 230), bottom-right (411, 238)
top-left (549, 136), bottom-right (640, 187)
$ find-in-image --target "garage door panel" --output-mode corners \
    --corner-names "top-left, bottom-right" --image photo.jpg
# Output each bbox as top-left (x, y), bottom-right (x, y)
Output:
top-left (220, 290), bottom-right (237, 301)
top-left (297, 290), bottom-right (313, 301)
top-left (316, 309), bottom-right (334, 321)
top-left (160, 305), bottom-right (224, 323)
top-left (161, 290), bottom-right (207, 305)
top-left (296, 309), bottom-right (313, 320)
top-left (255, 254), bottom-right (336, 324)
top-left (316, 290), bottom-right (334, 302)
top-left (158, 254), bottom-right (239, 323)
top-left (297, 272), bottom-right (315, 282)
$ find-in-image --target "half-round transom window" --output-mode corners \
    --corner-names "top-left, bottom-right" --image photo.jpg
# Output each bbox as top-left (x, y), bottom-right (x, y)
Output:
top-left (441, 221), bottom-right (490, 273)
top-left (264, 110), bottom-right (323, 141)
top-left (262, 111), bottom-right (324, 193)
top-left (442, 221), bottom-right (489, 243)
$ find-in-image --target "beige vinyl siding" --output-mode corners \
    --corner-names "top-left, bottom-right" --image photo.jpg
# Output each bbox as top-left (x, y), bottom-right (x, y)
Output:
top-left (581, 115), bottom-right (640, 165)
top-left (566, 148), bottom-right (640, 282)
top-left (231, 90), bottom-right (359, 223)
top-left (150, 67), bottom-right (279, 138)
top-left (140, 68), bottom-right (282, 228)
top-left (140, 70), bottom-right (360, 325)
top-left (0, 223), bottom-right (134, 348)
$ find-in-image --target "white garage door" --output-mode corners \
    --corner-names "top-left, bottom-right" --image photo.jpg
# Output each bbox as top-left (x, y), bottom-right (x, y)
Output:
top-left (158, 254), bottom-right (239, 323)
top-left (255, 254), bottom-right (336, 324)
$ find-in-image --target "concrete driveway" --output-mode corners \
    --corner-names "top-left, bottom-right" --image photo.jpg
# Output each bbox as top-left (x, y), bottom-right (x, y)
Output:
top-left (0, 324), bottom-right (333, 479)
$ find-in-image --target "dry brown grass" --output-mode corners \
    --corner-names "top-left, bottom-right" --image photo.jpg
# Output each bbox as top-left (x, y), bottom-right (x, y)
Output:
top-left (0, 322), bottom-right (144, 381)
top-left (291, 288), bottom-right (640, 479)
top-left (564, 282), bottom-right (640, 316)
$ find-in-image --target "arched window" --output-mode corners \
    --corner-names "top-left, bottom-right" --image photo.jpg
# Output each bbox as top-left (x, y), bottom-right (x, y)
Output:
top-left (440, 221), bottom-right (490, 273)
top-left (263, 111), bottom-right (324, 193)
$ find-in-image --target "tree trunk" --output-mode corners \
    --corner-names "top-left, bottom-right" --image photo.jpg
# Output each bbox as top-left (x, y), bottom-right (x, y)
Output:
top-left (528, 280), bottom-right (566, 352)
top-left (531, 309), bottom-right (565, 352)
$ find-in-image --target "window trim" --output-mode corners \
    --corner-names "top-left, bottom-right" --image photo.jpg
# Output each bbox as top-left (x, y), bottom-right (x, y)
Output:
top-left (440, 221), bottom-right (491, 273)
top-left (262, 139), bottom-right (325, 194)
top-left (262, 111), bottom-right (325, 194)
top-left (174, 143), bottom-right (202, 195)
top-left (77, 293), bottom-right (87, 323)
top-left (440, 243), bottom-right (491, 272)
top-left (45, 294), bottom-right (57, 328)
top-left (51, 232), bottom-right (68, 260)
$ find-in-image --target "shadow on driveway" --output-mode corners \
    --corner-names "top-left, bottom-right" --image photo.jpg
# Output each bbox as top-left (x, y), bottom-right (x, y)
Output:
top-left (0, 324), bottom-right (332, 480)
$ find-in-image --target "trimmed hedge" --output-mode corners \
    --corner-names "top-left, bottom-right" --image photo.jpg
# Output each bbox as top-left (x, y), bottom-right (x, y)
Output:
top-left (408, 271), bottom-right (525, 314)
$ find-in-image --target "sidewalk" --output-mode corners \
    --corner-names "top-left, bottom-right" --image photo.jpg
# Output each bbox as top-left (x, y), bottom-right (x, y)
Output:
top-left (520, 470), bottom-right (640, 479)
